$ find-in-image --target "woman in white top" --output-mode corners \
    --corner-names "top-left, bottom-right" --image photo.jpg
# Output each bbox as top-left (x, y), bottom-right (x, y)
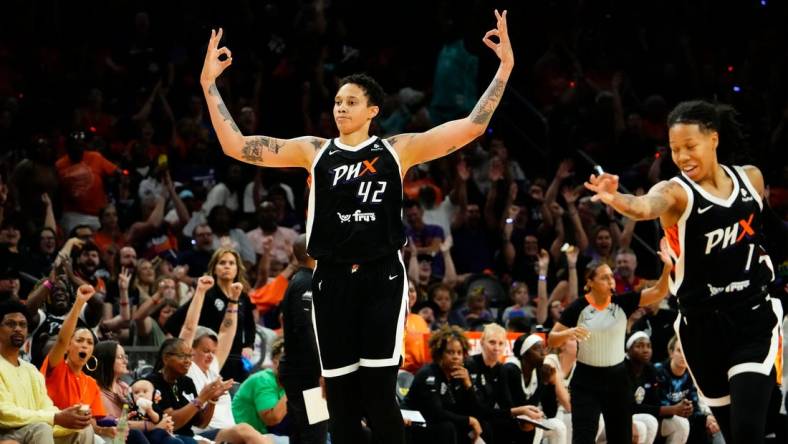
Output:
top-left (178, 275), bottom-right (271, 444)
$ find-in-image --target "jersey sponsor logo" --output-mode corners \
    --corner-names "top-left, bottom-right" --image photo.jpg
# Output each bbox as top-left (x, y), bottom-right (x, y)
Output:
top-left (741, 188), bottom-right (754, 202)
top-left (371, 142), bottom-right (383, 151)
top-left (703, 213), bottom-right (755, 254)
top-left (331, 156), bottom-right (380, 187)
top-left (707, 279), bottom-right (750, 296)
top-left (337, 210), bottom-right (376, 223)
top-left (697, 205), bottom-right (713, 214)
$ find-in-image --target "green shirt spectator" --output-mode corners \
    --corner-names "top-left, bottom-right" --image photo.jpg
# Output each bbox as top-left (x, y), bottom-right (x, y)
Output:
top-left (231, 368), bottom-right (285, 434)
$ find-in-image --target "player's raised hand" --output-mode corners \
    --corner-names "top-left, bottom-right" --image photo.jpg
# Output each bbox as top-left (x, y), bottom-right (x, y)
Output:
top-left (200, 28), bottom-right (233, 86)
top-left (482, 10), bottom-right (513, 68)
top-left (584, 172), bottom-right (619, 205)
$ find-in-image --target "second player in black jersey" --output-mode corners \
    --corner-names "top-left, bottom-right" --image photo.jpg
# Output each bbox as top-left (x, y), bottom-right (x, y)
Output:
top-left (586, 99), bottom-right (782, 443)
top-left (200, 10), bottom-right (514, 444)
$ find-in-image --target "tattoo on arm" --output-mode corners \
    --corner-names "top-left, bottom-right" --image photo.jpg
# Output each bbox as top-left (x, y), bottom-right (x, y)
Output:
top-left (446, 145), bottom-right (458, 154)
top-left (222, 316), bottom-right (234, 329)
top-left (209, 84), bottom-right (241, 134)
top-left (470, 78), bottom-right (506, 125)
top-left (615, 182), bottom-right (673, 220)
top-left (241, 137), bottom-right (265, 163)
top-left (261, 136), bottom-right (284, 154)
top-left (309, 138), bottom-right (323, 151)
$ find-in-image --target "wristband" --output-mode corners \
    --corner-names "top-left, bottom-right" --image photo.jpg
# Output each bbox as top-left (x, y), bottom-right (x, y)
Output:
top-left (42, 280), bottom-right (53, 290)
top-left (227, 300), bottom-right (239, 305)
top-left (190, 398), bottom-right (204, 410)
top-left (119, 301), bottom-right (129, 306)
top-left (538, 275), bottom-right (547, 282)
top-left (207, 399), bottom-right (218, 405)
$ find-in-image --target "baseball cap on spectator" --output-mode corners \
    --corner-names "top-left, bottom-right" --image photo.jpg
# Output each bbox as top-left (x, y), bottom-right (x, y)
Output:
top-left (178, 189), bottom-right (195, 200)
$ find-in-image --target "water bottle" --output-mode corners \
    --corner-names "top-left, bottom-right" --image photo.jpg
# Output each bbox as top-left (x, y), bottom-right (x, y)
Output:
top-left (115, 403), bottom-right (129, 444)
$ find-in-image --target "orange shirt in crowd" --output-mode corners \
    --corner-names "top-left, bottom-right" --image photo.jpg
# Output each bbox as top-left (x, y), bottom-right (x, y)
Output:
top-left (55, 151), bottom-right (118, 216)
top-left (41, 355), bottom-right (107, 417)
top-left (249, 274), bottom-right (290, 313)
top-left (402, 313), bottom-right (430, 374)
top-left (93, 231), bottom-right (127, 256)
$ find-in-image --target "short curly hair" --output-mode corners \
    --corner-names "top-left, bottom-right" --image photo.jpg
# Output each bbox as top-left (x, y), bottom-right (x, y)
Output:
top-left (428, 325), bottom-right (470, 362)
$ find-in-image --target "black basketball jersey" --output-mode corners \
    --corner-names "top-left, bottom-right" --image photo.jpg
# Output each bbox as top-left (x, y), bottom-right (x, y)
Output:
top-left (307, 136), bottom-right (405, 263)
top-left (666, 165), bottom-right (775, 309)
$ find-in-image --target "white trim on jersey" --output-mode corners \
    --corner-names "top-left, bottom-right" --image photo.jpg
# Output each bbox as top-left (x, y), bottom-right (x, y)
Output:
top-left (732, 165), bottom-right (763, 210)
top-left (305, 139), bottom-right (332, 247)
top-left (668, 178), bottom-right (693, 296)
top-left (728, 297), bottom-right (783, 379)
top-left (681, 165), bottom-right (740, 208)
top-left (673, 315), bottom-right (732, 407)
top-left (333, 135), bottom-right (377, 151)
top-left (380, 137), bottom-right (406, 236)
top-left (359, 251), bottom-right (409, 368)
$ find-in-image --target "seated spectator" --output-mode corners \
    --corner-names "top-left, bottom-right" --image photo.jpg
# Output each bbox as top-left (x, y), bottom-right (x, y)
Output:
top-left (507, 334), bottom-right (569, 443)
top-left (178, 276), bottom-right (270, 442)
top-left (403, 280), bottom-right (431, 374)
top-left (614, 248), bottom-right (644, 294)
top-left (458, 287), bottom-right (494, 331)
top-left (624, 332), bottom-right (686, 444)
top-left (428, 284), bottom-right (467, 330)
top-left (466, 324), bottom-right (538, 442)
top-left (655, 337), bottom-right (722, 444)
top-left (41, 285), bottom-right (114, 442)
top-left (0, 300), bottom-right (94, 444)
top-left (87, 340), bottom-right (177, 443)
top-left (146, 338), bottom-right (236, 444)
top-left (501, 282), bottom-right (537, 327)
top-left (403, 325), bottom-right (491, 444)
top-left (231, 337), bottom-right (288, 439)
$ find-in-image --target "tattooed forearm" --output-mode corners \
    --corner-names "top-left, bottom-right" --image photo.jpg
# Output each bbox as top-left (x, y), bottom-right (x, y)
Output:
top-left (208, 84), bottom-right (241, 134)
top-left (470, 78), bottom-right (506, 125)
top-left (613, 190), bottom-right (670, 221)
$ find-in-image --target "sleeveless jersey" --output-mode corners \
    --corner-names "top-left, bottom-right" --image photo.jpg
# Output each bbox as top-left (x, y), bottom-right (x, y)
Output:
top-left (306, 136), bottom-right (405, 263)
top-left (666, 165), bottom-right (775, 309)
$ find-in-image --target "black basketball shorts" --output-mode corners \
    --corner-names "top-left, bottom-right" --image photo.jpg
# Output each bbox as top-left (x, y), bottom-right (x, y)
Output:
top-left (310, 252), bottom-right (408, 378)
top-left (674, 294), bottom-right (783, 407)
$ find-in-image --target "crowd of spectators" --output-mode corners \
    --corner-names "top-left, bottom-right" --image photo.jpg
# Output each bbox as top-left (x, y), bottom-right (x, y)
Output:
top-left (0, 1), bottom-right (787, 443)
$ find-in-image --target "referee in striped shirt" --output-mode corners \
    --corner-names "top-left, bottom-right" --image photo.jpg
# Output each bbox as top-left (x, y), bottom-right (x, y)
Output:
top-left (548, 243), bottom-right (673, 443)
